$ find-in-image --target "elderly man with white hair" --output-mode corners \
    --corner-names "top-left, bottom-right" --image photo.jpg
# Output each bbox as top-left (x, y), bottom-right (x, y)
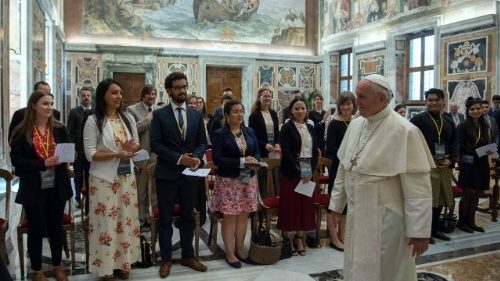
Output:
top-left (329, 74), bottom-right (434, 281)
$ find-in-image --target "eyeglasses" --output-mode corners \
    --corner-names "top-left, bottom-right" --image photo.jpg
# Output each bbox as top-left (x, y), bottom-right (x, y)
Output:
top-left (171, 85), bottom-right (189, 91)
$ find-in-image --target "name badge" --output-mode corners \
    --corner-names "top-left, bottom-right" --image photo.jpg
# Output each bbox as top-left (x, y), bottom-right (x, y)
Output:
top-left (40, 169), bottom-right (56, 190)
top-left (434, 143), bottom-right (446, 160)
top-left (239, 168), bottom-right (251, 184)
top-left (299, 158), bottom-right (312, 178)
top-left (267, 133), bottom-right (275, 145)
top-left (117, 159), bottom-right (132, 176)
top-left (462, 154), bottom-right (474, 164)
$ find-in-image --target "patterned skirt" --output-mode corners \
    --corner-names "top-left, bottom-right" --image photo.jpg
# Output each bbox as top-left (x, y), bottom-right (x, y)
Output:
top-left (210, 175), bottom-right (258, 215)
top-left (88, 174), bottom-right (140, 277)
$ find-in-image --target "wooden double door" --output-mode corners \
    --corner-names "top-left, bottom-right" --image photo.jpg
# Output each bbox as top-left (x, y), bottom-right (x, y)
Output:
top-left (206, 67), bottom-right (242, 114)
top-left (113, 72), bottom-right (146, 109)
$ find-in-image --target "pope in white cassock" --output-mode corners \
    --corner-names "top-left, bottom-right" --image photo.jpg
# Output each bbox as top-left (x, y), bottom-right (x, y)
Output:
top-left (329, 74), bottom-right (435, 281)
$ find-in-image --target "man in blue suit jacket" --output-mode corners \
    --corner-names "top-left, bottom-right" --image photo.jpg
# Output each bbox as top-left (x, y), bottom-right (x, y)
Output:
top-left (150, 72), bottom-right (208, 278)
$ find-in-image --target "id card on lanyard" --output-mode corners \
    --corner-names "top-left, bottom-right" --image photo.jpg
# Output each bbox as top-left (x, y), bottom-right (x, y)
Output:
top-left (117, 159), bottom-right (132, 175)
top-left (40, 169), bottom-right (56, 190)
top-left (299, 158), bottom-right (312, 177)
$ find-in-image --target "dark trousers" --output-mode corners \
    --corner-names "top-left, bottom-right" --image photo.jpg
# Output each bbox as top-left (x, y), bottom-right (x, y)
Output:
top-left (73, 158), bottom-right (84, 199)
top-left (23, 188), bottom-right (66, 271)
top-left (156, 176), bottom-right (199, 261)
top-left (431, 206), bottom-right (444, 234)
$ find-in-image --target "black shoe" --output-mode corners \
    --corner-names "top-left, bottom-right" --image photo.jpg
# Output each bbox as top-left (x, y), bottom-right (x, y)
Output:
top-left (470, 225), bottom-right (485, 232)
top-left (429, 238), bottom-right (435, 244)
top-left (432, 231), bottom-right (451, 241)
top-left (235, 252), bottom-right (254, 264)
top-left (329, 242), bottom-right (344, 252)
top-left (457, 223), bottom-right (474, 233)
top-left (225, 258), bottom-right (241, 269)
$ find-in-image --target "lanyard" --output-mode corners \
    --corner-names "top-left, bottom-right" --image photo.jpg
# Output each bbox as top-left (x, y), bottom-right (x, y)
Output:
top-left (233, 131), bottom-right (247, 157)
top-left (177, 121), bottom-right (186, 137)
top-left (427, 112), bottom-right (443, 143)
top-left (34, 126), bottom-right (50, 158)
top-left (475, 123), bottom-right (481, 146)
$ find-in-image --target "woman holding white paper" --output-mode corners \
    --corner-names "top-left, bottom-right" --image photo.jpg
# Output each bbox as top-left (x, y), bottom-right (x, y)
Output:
top-left (83, 79), bottom-right (140, 280)
top-left (457, 97), bottom-right (491, 233)
top-left (211, 100), bottom-right (261, 268)
top-left (277, 97), bottom-right (318, 256)
top-left (10, 91), bottom-right (72, 281)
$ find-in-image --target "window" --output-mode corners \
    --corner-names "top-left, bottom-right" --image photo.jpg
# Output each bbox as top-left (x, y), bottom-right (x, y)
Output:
top-left (406, 31), bottom-right (435, 102)
top-left (339, 49), bottom-right (353, 93)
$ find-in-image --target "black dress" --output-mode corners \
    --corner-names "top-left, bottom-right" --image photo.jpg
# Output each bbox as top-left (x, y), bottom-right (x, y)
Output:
top-left (457, 122), bottom-right (490, 190)
top-left (325, 119), bottom-right (350, 194)
top-left (309, 110), bottom-right (326, 152)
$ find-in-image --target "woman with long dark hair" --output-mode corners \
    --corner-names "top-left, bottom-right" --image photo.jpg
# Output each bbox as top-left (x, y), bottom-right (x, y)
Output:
top-left (83, 79), bottom-right (140, 280)
top-left (10, 91), bottom-right (72, 281)
top-left (456, 97), bottom-right (491, 233)
top-left (277, 97), bottom-right (318, 256)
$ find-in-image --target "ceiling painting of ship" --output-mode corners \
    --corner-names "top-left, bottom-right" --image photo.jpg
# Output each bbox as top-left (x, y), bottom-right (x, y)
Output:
top-left (83, 0), bottom-right (306, 46)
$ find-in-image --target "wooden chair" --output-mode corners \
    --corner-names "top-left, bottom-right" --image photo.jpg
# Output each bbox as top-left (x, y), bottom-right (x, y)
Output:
top-left (258, 158), bottom-right (281, 231)
top-left (312, 156), bottom-right (333, 247)
top-left (0, 169), bottom-right (12, 265)
top-left (17, 199), bottom-right (75, 278)
top-left (146, 163), bottom-right (200, 262)
top-left (204, 161), bottom-right (221, 252)
top-left (204, 161), bottom-right (259, 252)
top-left (477, 158), bottom-right (500, 221)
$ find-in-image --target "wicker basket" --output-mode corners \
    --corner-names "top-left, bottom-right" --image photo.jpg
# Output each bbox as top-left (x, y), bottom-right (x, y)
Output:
top-left (248, 240), bottom-right (282, 265)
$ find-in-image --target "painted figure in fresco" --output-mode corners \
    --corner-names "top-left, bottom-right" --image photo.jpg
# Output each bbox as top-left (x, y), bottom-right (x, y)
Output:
top-left (367, 0), bottom-right (385, 22)
top-left (333, 0), bottom-right (351, 31)
top-left (449, 81), bottom-right (481, 116)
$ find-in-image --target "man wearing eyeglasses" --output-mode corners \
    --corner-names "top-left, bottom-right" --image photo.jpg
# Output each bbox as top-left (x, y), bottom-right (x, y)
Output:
top-left (151, 72), bottom-right (208, 278)
top-left (126, 85), bottom-right (160, 228)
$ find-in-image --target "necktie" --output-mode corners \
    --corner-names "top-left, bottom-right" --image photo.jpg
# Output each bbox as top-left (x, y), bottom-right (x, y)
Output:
top-left (177, 107), bottom-right (184, 134)
top-left (148, 107), bottom-right (152, 113)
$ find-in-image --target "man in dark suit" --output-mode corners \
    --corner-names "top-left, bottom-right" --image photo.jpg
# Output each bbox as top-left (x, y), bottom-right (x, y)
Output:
top-left (208, 95), bottom-right (233, 142)
top-left (482, 100), bottom-right (499, 145)
top-left (8, 81), bottom-right (61, 141)
top-left (150, 72), bottom-right (208, 278)
top-left (67, 87), bottom-right (92, 208)
top-left (447, 103), bottom-right (464, 127)
top-left (208, 88), bottom-right (233, 141)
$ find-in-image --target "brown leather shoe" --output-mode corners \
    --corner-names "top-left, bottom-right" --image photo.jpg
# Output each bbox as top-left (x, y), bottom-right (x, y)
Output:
top-left (159, 260), bottom-right (172, 278)
top-left (180, 258), bottom-right (207, 272)
top-left (53, 266), bottom-right (68, 281)
top-left (32, 271), bottom-right (48, 281)
top-left (113, 269), bottom-right (129, 280)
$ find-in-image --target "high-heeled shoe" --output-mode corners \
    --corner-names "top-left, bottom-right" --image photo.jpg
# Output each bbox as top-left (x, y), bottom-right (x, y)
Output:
top-left (329, 241), bottom-right (344, 252)
top-left (293, 235), bottom-right (306, 256)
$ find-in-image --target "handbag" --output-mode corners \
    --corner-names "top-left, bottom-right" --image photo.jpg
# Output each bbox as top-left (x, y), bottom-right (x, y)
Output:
top-left (136, 235), bottom-right (152, 268)
top-left (248, 227), bottom-right (281, 265)
top-left (438, 212), bottom-right (457, 233)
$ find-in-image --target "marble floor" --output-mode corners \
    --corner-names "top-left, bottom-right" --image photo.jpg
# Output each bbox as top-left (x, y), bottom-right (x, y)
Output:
top-left (2, 192), bottom-right (500, 281)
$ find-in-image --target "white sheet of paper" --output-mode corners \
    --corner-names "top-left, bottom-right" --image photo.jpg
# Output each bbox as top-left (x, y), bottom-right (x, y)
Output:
top-left (132, 149), bottom-right (150, 162)
top-left (54, 143), bottom-right (75, 163)
top-left (476, 143), bottom-right (498, 158)
top-left (268, 151), bottom-right (281, 159)
top-left (182, 168), bottom-right (211, 177)
top-left (294, 180), bottom-right (316, 197)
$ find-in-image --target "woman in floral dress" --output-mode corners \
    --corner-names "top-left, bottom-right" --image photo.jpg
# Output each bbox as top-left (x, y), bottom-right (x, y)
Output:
top-left (211, 100), bottom-right (261, 268)
top-left (83, 79), bottom-right (140, 280)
